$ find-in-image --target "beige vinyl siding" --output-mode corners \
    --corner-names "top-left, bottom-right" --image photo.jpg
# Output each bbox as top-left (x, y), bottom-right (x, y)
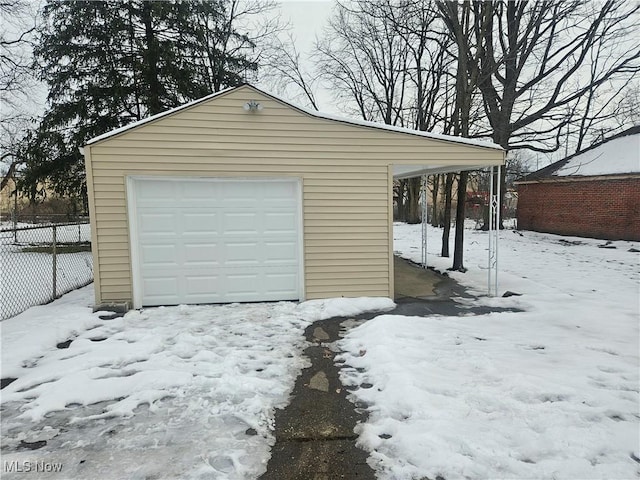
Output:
top-left (85, 85), bottom-right (503, 306)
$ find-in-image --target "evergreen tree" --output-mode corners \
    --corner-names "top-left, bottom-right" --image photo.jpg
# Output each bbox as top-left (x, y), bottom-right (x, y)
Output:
top-left (21, 0), bottom-right (271, 202)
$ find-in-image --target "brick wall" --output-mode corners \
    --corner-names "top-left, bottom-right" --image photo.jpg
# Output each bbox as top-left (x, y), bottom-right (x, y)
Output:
top-left (516, 177), bottom-right (640, 241)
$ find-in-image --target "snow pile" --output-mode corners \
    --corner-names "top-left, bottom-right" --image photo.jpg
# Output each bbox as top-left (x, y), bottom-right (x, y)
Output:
top-left (1, 290), bottom-right (393, 479)
top-left (298, 296), bottom-right (395, 322)
top-left (554, 132), bottom-right (640, 176)
top-left (337, 223), bottom-right (639, 479)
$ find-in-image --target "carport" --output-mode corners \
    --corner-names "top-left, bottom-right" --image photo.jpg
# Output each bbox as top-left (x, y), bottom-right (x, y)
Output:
top-left (393, 164), bottom-right (503, 297)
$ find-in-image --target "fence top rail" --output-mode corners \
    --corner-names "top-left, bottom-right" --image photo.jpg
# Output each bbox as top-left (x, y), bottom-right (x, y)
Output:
top-left (0, 222), bottom-right (90, 233)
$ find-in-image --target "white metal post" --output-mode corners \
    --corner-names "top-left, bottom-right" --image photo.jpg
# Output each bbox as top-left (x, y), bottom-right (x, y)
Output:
top-left (421, 175), bottom-right (428, 268)
top-left (488, 166), bottom-right (500, 296)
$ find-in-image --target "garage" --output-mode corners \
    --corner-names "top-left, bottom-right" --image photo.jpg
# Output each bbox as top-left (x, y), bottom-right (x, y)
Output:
top-left (128, 177), bottom-right (302, 306)
top-left (84, 83), bottom-right (504, 310)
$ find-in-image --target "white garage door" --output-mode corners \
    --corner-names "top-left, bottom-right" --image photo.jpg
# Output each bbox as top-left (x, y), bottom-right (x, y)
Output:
top-left (128, 177), bottom-right (302, 306)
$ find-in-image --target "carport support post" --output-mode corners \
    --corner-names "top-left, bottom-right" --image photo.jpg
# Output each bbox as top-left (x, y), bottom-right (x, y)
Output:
top-left (421, 175), bottom-right (428, 268)
top-left (488, 165), bottom-right (501, 296)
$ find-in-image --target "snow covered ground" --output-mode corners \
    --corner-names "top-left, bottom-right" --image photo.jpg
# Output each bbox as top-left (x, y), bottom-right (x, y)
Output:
top-left (338, 223), bottom-right (640, 479)
top-left (0, 288), bottom-right (393, 479)
top-left (2, 221), bottom-right (638, 479)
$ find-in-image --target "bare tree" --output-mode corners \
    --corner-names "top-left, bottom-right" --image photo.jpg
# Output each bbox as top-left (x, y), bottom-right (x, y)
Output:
top-left (391, 1), bottom-right (457, 227)
top-left (262, 34), bottom-right (320, 110)
top-left (614, 84), bottom-right (640, 129)
top-left (315, 0), bottom-right (417, 224)
top-left (1, 0), bottom-right (39, 194)
top-left (442, 0), bottom-right (640, 228)
top-left (440, 172), bottom-right (454, 257)
top-left (316, 0), bottom-right (411, 124)
top-left (437, 0), bottom-right (488, 270)
top-left (316, 0), bottom-right (459, 224)
top-left (0, 0), bottom-right (36, 109)
top-left (276, 0), bottom-right (637, 269)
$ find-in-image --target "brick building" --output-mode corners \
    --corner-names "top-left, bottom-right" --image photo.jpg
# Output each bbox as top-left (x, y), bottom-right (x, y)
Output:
top-left (516, 127), bottom-right (640, 241)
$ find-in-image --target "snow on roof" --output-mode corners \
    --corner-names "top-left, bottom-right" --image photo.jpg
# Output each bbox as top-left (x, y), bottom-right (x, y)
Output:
top-left (86, 84), bottom-right (503, 151)
top-left (517, 127), bottom-right (640, 183)
top-left (553, 132), bottom-right (640, 177)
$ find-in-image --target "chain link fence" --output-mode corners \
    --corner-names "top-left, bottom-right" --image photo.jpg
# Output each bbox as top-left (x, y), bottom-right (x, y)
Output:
top-left (0, 212), bottom-right (90, 226)
top-left (0, 222), bottom-right (93, 320)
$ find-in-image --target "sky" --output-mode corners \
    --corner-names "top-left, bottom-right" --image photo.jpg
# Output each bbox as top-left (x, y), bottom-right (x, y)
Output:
top-left (280, 0), bottom-right (333, 53)
top-left (270, 0), bottom-right (337, 111)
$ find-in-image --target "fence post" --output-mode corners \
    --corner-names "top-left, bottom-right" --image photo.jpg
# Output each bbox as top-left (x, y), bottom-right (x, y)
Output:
top-left (52, 225), bottom-right (57, 300)
top-left (12, 193), bottom-right (17, 243)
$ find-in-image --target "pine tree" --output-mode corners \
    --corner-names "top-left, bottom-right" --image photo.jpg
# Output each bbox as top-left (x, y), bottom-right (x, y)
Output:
top-left (21, 0), bottom-right (271, 202)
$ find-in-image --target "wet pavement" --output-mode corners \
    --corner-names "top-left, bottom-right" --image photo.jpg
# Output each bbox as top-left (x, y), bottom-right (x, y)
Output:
top-left (261, 257), bottom-right (520, 479)
top-left (260, 316), bottom-right (375, 480)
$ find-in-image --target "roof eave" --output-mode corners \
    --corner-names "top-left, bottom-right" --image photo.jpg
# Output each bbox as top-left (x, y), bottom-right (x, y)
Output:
top-left (515, 172), bottom-right (640, 184)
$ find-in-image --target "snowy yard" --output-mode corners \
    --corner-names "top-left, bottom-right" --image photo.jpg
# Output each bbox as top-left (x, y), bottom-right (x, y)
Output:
top-left (1, 222), bottom-right (638, 479)
top-left (337, 223), bottom-right (640, 479)
top-left (0, 287), bottom-right (392, 479)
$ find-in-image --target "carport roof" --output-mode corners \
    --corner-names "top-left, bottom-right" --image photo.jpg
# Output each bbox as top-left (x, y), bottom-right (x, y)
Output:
top-left (392, 163), bottom-right (499, 179)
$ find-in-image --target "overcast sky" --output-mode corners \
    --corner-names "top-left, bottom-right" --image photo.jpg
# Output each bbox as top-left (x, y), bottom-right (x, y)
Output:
top-left (280, 0), bottom-right (333, 53)
top-left (274, 0), bottom-right (336, 111)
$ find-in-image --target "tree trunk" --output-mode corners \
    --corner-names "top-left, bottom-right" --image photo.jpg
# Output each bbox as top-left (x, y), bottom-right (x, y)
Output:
top-left (441, 173), bottom-right (454, 257)
top-left (500, 167), bottom-right (507, 228)
top-left (452, 171), bottom-right (468, 271)
top-left (0, 160), bottom-right (20, 191)
top-left (431, 174), bottom-right (440, 227)
top-left (395, 179), bottom-right (406, 221)
top-left (406, 177), bottom-right (421, 224)
top-left (141, 1), bottom-right (163, 115)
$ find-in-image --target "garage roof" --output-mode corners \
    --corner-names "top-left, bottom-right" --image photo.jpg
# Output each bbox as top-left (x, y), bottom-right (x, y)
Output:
top-left (87, 84), bottom-right (498, 146)
top-left (86, 84), bottom-right (503, 178)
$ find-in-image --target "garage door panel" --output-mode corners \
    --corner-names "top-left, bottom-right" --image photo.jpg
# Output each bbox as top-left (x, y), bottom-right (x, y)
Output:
top-left (225, 242), bottom-right (260, 265)
top-left (264, 242), bottom-right (298, 263)
top-left (131, 177), bottom-right (301, 306)
top-left (221, 194), bottom-right (259, 208)
top-left (181, 181), bottom-right (217, 200)
top-left (264, 212), bottom-right (297, 233)
top-left (264, 181), bottom-right (298, 200)
top-left (139, 213), bottom-right (178, 234)
top-left (184, 243), bottom-right (220, 265)
top-left (222, 212), bottom-right (259, 234)
top-left (185, 275), bottom-right (220, 295)
top-left (137, 183), bottom-right (180, 209)
top-left (183, 212), bottom-right (219, 232)
top-left (144, 276), bottom-right (178, 296)
top-left (225, 273), bottom-right (260, 295)
top-left (141, 244), bottom-right (178, 265)
top-left (264, 273), bottom-right (299, 294)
